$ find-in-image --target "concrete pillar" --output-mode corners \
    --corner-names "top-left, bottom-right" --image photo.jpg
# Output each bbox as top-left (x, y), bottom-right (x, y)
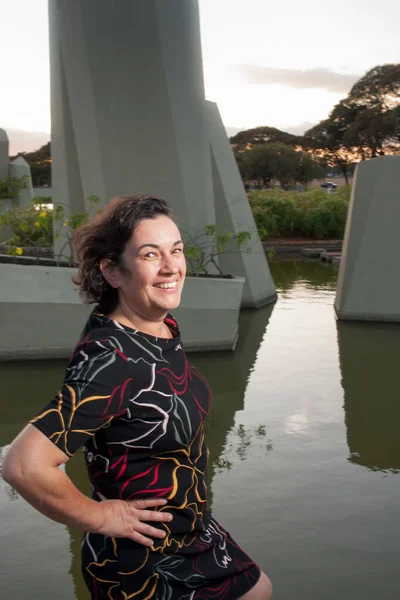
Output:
top-left (9, 156), bottom-right (34, 207)
top-left (49, 0), bottom-right (274, 307)
top-left (335, 156), bottom-right (400, 322)
top-left (206, 101), bottom-right (277, 307)
top-left (49, 0), bottom-right (214, 234)
top-left (0, 128), bottom-right (9, 182)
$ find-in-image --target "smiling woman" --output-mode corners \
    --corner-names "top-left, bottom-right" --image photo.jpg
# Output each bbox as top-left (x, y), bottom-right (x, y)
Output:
top-left (2, 194), bottom-right (272, 600)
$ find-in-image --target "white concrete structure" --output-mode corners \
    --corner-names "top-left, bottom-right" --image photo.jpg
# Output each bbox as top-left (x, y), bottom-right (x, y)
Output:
top-left (335, 156), bottom-right (400, 322)
top-left (206, 101), bottom-right (276, 307)
top-left (0, 128), bottom-right (8, 181)
top-left (0, 264), bottom-right (245, 359)
top-left (49, 0), bottom-right (276, 308)
top-left (0, 129), bottom-right (34, 210)
top-left (33, 187), bottom-right (53, 199)
top-left (9, 156), bottom-right (34, 207)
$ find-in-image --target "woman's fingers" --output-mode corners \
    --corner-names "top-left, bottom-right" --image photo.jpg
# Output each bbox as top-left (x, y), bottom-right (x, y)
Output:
top-left (136, 522), bottom-right (167, 539)
top-left (130, 530), bottom-right (156, 547)
top-left (132, 498), bottom-right (168, 510)
top-left (136, 508), bottom-right (173, 523)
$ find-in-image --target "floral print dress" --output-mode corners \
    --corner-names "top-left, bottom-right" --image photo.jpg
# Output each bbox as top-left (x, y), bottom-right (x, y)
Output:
top-left (31, 310), bottom-right (260, 599)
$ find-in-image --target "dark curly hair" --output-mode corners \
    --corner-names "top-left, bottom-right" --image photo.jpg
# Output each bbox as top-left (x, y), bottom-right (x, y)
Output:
top-left (73, 194), bottom-right (175, 313)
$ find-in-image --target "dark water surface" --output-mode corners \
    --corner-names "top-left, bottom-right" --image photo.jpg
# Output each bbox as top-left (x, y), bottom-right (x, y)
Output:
top-left (1, 260), bottom-right (400, 599)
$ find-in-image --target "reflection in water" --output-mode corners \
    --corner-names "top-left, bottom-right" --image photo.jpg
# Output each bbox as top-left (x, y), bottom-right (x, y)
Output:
top-left (214, 424), bottom-right (273, 471)
top-left (337, 320), bottom-right (400, 474)
top-left (270, 259), bottom-right (337, 293)
top-left (190, 303), bottom-right (275, 505)
top-left (0, 445), bottom-right (20, 502)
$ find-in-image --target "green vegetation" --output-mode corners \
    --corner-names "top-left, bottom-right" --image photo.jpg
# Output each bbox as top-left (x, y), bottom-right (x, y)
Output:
top-left (11, 142), bottom-right (52, 187)
top-left (237, 142), bottom-right (326, 189)
top-left (248, 186), bottom-right (351, 239)
top-left (0, 175), bottom-right (28, 200)
top-left (184, 225), bottom-right (252, 276)
top-left (0, 195), bottom-right (100, 264)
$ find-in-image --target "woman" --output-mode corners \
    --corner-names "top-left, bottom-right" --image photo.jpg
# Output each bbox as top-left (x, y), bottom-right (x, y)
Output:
top-left (3, 195), bottom-right (272, 599)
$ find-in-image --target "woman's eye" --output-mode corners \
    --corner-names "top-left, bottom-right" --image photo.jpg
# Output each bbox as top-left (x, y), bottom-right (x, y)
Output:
top-left (144, 252), bottom-right (157, 258)
top-left (173, 248), bottom-right (183, 254)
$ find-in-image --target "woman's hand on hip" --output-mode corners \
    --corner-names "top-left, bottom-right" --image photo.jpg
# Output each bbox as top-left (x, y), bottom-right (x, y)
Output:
top-left (95, 496), bottom-right (173, 547)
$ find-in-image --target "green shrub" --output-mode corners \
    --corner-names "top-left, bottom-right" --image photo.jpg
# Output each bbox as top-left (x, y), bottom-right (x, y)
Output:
top-left (0, 195), bottom-right (101, 263)
top-left (248, 186), bottom-right (351, 239)
top-left (0, 203), bottom-right (53, 250)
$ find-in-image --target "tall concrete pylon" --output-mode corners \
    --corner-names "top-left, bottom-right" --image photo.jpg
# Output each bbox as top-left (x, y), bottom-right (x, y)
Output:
top-left (9, 156), bottom-right (34, 207)
top-left (0, 128), bottom-right (9, 181)
top-left (206, 101), bottom-right (276, 307)
top-left (49, 0), bottom-right (276, 307)
top-left (335, 156), bottom-right (400, 322)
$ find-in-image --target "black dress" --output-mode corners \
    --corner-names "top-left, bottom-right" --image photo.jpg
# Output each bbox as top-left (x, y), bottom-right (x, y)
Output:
top-left (31, 310), bottom-right (261, 599)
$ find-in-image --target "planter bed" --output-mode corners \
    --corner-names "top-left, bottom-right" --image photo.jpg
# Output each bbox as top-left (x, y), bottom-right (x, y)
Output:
top-left (0, 263), bottom-right (245, 360)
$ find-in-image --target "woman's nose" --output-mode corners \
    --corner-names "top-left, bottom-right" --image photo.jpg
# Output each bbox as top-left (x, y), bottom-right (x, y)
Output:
top-left (160, 254), bottom-right (179, 273)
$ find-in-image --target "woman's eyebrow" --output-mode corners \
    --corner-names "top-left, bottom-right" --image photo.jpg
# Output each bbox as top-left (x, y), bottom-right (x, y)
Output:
top-left (137, 240), bottom-right (183, 252)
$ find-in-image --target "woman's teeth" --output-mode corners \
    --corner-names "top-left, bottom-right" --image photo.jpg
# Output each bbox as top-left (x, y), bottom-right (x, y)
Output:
top-left (154, 281), bottom-right (177, 289)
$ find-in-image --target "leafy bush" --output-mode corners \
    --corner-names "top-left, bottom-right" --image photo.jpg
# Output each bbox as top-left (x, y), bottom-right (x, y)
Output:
top-left (0, 175), bottom-right (28, 200)
top-left (0, 195), bottom-right (101, 263)
top-left (248, 186), bottom-right (351, 239)
top-left (0, 202), bottom-right (53, 251)
top-left (184, 225), bottom-right (252, 276)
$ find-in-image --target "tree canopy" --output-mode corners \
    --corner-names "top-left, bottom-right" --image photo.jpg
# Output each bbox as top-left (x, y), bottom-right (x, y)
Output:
top-left (303, 64), bottom-right (400, 177)
top-left (230, 126), bottom-right (300, 150)
top-left (12, 142), bottom-right (52, 187)
top-left (239, 142), bottom-right (326, 189)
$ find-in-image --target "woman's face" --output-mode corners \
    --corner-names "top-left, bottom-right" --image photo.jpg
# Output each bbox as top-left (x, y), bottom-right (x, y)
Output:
top-left (110, 215), bottom-right (186, 320)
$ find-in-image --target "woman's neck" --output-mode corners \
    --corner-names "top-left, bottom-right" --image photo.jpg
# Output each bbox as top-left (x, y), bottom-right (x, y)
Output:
top-left (108, 305), bottom-right (172, 339)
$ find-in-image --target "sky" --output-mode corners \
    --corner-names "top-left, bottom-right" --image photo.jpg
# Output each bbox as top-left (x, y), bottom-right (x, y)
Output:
top-left (1, 0), bottom-right (399, 154)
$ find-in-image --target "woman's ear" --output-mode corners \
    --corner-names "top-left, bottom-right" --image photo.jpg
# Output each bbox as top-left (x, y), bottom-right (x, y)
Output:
top-left (100, 259), bottom-right (121, 289)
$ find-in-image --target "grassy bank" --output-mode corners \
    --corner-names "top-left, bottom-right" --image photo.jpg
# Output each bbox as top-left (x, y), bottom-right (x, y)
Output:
top-left (248, 186), bottom-right (351, 240)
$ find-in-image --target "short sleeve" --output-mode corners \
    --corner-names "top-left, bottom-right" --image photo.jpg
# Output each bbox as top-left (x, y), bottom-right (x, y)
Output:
top-left (30, 330), bottom-right (133, 457)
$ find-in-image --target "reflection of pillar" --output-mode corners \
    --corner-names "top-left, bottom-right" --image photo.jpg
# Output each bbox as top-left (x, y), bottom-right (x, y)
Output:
top-left (337, 320), bottom-right (400, 472)
top-left (49, 0), bottom-right (275, 307)
top-left (193, 304), bottom-right (274, 509)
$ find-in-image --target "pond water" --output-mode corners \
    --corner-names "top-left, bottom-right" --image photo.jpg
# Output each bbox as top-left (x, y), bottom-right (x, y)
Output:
top-left (1, 260), bottom-right (400, 599)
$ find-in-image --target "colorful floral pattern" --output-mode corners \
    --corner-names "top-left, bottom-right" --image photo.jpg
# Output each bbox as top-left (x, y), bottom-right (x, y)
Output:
top-left (31, 310), bottom-right (260, 599)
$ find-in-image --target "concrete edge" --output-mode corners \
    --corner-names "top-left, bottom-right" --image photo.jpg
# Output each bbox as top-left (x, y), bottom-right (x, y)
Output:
top-left (241, 292), bottom-right (278, 309)
top-left (334, 307), bottom-right (400, 323)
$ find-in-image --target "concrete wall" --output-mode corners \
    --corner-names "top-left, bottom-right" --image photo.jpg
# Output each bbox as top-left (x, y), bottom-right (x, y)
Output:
top-left (0, 264), bottom-right (245, 360)
top-left (33, 187), bottom-right (53, 199)
top-left (335, 156), bottom-right (400, 322)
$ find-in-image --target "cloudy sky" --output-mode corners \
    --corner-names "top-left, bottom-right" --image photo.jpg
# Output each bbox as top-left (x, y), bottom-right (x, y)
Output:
top-left (1, 0), bottom-right (399, 153)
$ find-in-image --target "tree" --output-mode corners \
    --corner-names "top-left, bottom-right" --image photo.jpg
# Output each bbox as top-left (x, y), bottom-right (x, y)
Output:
top-left (240, 142), bottom-right (325, 189)
top-left (230, 126), bottom-right (300, 150)
top-left (346, 64), bottom-right (400, 112)
top-left (12, 142), bottom-right (52, 187)
top-left (303, 118), bottom-right (355, 184)
top-left (304, 64), bottom-right (400, 167)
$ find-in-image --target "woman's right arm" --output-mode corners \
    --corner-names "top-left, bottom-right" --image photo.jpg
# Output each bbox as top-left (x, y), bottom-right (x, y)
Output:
top-left (2, 424), bottom-right (172, 547)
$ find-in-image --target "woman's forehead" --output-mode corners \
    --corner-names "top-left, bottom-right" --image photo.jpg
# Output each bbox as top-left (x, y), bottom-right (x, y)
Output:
top-left (131, 216), bottom-right (181, 245)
